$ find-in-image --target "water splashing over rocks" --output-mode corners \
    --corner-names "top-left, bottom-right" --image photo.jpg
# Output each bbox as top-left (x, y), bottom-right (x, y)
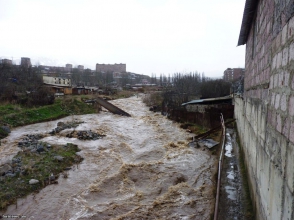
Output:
top-left (0, 96), bottom-right (217, 219)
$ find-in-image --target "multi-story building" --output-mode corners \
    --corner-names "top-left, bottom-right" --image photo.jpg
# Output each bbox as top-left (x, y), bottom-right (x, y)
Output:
top-left (65, 64), bottom-right (73, 72)
top-left (1, 59), bottom-right (12, 65)
top-left (43, 76), bottom-right (72, 95)
top-left (43, 76), bottom-right (71, 86)
top-left (78, 65), bottom-right (84, 71)
top-left (96, 63), bottom-right (126, 73)
top-left (223, 68), bottom-right (244, 82)
top-left (20, 57), bottom-right (31, 68)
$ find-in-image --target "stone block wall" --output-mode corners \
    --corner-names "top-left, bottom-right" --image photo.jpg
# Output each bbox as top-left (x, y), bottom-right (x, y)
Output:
top-left (235, 0), bottom-right (294, 219)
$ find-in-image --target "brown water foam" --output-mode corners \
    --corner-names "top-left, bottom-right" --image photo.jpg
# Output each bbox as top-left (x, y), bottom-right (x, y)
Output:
top-left (1, 96), bottom-right (217, 219)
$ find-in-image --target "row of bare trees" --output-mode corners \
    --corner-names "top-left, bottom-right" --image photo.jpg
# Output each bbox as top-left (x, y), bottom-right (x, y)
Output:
top-left (161, 72), bottom-right (230, 98)
top-left (0, 64), bottom-right (54, 106)
top-left (160, 72), bottom-right (231, 110)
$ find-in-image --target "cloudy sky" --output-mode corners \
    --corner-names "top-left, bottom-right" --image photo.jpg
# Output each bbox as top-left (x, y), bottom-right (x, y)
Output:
top-left (0, 0), bottom-right (246, 77)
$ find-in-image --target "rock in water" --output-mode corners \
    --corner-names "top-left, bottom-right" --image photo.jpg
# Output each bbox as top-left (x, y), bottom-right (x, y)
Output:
top-left (54, 155), bottom-right (64, 162)
top-left (5, 173), bottom-right (16, 177)
top-left (0, 164), bottom-right (12, 176)
top-left (37, 145), bottom-right (45, 153)
top-left (29, 179), bottom-right (39, 185)
top-left (49, 174), bottom-right (55, 181)
top-left (57, 121), bottom-right (65, 127)
top-left (1, 126), bottom-right (11, 133)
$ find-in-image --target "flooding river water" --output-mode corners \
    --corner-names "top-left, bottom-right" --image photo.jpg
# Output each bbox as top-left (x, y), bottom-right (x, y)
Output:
top-left (0, 96), bottom-right (217, 220)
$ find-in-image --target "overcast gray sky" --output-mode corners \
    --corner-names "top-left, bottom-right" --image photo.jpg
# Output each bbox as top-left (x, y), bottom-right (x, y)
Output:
top-left (0, 0), bottom-right (246, 77)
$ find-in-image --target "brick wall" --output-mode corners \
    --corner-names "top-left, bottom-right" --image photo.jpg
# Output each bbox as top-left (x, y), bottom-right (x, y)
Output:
top-left (235, 0), bottom-right (294, 219)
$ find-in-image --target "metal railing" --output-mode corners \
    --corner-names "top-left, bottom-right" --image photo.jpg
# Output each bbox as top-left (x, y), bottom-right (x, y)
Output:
top-left (213, 113), bottom-right (226, 220)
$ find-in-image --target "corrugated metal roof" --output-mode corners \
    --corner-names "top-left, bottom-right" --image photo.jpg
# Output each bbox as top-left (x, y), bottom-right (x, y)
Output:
top-left (237, 0), bottom-right (259, 46)
top-left (182, 96), bottom-right (232, 106)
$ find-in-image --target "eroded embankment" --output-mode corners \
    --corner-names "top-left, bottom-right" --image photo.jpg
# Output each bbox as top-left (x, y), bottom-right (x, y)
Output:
top-left (0, 96), bottom-right (217, 220)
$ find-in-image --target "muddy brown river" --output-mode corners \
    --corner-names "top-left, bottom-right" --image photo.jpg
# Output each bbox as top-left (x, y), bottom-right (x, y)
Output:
top-left (0, 96), bottom-right (217, 220)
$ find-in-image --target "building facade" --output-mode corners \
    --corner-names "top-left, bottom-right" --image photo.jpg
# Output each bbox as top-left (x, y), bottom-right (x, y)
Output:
top-left (235, 1), bottom-right (294, 219)
top-left (43, 76), bottom-right (72, 95)
top-left (78, 65), bottom-right (84, 71)
top-left (65, 64), bottom-right (72, 72)
top-left (96, 63), bottom-right (126, 73)
top-left (43, 76), bottom-right (71, 87)
top-left (223, 68), bottom-right (244, 81)
top-left (1, 59), bottom-right (12, 65)
top-left (20, 57), bottom-right (31, 68)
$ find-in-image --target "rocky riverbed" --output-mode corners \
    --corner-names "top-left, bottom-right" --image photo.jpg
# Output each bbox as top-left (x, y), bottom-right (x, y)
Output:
top-left (0, 95), bottom-right (217, 219)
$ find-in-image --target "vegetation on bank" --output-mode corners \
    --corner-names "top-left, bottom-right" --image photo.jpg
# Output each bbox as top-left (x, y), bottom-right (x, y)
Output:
top-left (0, 96), bottom-right (103, 142)
top-left (142, 92), bottom-right (163, 108)
top-left (0, 143), bottom-right (82, 210)
top-left (0, 98), bottom-right (98, 128)
top-left (180, 122), bottom-right (208, 135)
top-left (0, 91), bottom-right (138, 140)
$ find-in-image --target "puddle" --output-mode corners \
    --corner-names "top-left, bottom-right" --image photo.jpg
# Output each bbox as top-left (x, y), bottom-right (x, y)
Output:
top-left (225, 186), bottom-right (237, 201)
top-left (0, 96), bottom-right (217, 219)
top-left (227, 170), bottom-right (235, 180)
top-left (224, 131), bottom-right (237, 201)
top-left (225, 132), bottom-right (233, 157)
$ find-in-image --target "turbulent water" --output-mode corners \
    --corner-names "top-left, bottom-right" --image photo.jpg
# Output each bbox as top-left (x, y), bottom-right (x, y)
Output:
top-left (0, 96), bottom-right (217, 220)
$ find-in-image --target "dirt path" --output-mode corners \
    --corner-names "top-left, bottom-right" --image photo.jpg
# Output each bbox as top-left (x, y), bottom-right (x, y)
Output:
top-left (1, 96), bottom-right (217, 220)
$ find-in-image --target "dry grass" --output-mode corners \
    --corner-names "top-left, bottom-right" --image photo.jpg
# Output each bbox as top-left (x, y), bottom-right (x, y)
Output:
top-left (142, 92), bottom-right (163, 107)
